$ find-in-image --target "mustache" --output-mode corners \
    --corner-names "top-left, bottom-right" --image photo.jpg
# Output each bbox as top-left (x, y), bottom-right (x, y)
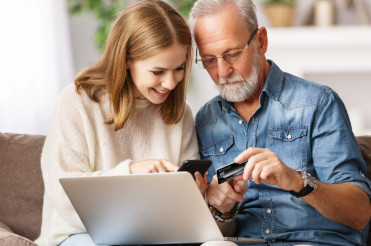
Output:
top-left (219, 75), bottom-right (245, 85)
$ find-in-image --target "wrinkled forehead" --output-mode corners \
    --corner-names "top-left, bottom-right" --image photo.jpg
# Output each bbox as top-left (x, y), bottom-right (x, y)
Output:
top-left (193, 6), bottom-right (250, 55)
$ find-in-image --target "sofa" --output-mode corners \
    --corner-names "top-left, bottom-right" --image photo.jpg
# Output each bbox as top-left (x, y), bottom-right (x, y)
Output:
top-left (0, 132), bottom-right (370, 246)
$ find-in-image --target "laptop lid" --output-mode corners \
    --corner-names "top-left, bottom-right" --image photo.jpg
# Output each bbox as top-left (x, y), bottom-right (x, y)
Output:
top-left (60, 172), bottom-right (224, 245)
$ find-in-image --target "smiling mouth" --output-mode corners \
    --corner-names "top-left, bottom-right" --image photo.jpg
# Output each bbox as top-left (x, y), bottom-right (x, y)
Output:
top-left (153, 88), bottom-right (170, 97)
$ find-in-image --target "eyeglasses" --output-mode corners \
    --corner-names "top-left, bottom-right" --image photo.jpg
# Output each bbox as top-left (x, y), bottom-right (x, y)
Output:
top-left (195, 28), bottom-right (258, 69)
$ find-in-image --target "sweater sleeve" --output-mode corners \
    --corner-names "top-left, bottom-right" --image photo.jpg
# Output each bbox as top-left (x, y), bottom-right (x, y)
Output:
top-left (40, 85), bottom-right (131, 230)
top-left (178, 103), bottom-right (200, 163)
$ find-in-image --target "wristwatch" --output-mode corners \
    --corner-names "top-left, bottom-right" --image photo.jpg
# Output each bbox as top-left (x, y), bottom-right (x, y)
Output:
top-left (290, 171), bottom-right (317, 198)
top-left (209, 202), bottom-right (239, 223)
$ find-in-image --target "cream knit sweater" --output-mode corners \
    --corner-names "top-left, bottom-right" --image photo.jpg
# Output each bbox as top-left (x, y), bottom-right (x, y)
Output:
top-left (35, 84), bottom-right (199, 245)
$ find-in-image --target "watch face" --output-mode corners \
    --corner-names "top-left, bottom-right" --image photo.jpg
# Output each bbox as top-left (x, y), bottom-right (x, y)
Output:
top-left (290, 172), bottom-right (317, 198)
top-left (303, 172), bottom-right (317, 189)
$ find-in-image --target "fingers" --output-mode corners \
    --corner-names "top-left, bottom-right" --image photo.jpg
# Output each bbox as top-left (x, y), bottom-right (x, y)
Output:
top-left (241, 148), bottom-right (272, 181)
top-left (250, 159), bottom-right (271, 184)
top-left (146, 160), bottom-right (167, 173)
top-left (195, 171), bottom-right (207, 195)
top-left (129, 159), bottom-right (178, 174)
top-left (211, 175), bottom-right (245, 204)
top-left (161, 159), bottom-right (179, 172)
top-left (237, 148), bottom-right (298, 191)
top-left (231, 179), bottom-right (248, 194)
top-left (155, 161), bottom-right (167, 173)
top-left (203, 171), bottom-right (208, 184)
top-left (233, 147), bottom-right (267, 180)
top-left (207, 177), bottom-right (236, 213)
top-left (234, 147), bottom-right (262, 164)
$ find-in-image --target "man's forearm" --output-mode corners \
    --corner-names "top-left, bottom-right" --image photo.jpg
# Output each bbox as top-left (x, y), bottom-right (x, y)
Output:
top-left (302, 182), bottom-right (371, 230)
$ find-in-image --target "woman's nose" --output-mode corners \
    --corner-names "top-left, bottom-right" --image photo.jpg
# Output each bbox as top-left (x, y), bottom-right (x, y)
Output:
top-left (162, 73), bottom-right (179, 90)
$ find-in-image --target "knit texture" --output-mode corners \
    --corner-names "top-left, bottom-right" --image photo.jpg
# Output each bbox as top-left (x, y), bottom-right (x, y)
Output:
top-left (35, 84), bottom-right (199, 245)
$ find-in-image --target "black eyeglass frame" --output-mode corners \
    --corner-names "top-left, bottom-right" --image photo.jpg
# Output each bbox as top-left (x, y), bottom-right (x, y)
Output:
top-left (195, 28), bottom-right (259, 69)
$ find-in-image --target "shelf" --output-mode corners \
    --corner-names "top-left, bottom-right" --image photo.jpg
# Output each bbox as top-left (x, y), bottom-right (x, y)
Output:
top-left (265, 26), bottom-right (371, 76)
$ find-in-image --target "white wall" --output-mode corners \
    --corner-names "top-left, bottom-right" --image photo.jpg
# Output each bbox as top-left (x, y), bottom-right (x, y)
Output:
top-left (69, 13), bottom-right (101, 76)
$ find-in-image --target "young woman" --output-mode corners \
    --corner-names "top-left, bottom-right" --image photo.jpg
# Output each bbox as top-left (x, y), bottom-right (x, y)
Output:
top-left (36, 1), bottom-right (203, 245)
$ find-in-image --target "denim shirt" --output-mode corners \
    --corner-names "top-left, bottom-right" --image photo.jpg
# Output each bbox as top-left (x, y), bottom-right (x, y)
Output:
top-left (195, 60), bottom-right (371, 246)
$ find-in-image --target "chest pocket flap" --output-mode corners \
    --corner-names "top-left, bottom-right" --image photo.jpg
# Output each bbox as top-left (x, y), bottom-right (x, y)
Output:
top-left (202, 135), bottom-right (234, 156)
top-left (269, 127), bottom-right (308, 142)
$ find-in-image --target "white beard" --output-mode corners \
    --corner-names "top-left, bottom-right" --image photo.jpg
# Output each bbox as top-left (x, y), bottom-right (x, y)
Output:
top-left (217, 48), bottom-right (260, 102)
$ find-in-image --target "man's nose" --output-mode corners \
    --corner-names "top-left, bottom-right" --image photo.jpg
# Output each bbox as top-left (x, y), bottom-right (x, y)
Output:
top-left (216, 57), bottom-right (231, 79)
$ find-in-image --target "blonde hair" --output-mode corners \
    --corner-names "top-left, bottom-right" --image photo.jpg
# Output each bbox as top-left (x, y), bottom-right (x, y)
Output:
top-left (75, 0), bottom-right (193, 131)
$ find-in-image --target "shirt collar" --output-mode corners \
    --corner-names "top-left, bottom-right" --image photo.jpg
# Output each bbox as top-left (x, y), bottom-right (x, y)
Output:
top-left (217, 96), bottom-right (233, 112)
top-left (262, 59), bottom-right (284, 101)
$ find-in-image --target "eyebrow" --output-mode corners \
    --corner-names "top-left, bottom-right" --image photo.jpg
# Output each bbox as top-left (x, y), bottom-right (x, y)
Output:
top-left (152, 62), bottom-right (186, 70)
top-left (200, 45), bottom-right (243, 57)
top-left (152, 66), bottom-right (168, 70)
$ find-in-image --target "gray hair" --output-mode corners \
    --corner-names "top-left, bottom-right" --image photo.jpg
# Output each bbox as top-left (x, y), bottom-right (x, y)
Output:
top-left (189, 0), bottom-right (258, 37)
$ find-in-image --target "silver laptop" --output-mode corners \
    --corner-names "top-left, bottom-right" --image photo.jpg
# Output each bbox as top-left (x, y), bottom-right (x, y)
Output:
top-left (60, 172), bottom-right (265, 245)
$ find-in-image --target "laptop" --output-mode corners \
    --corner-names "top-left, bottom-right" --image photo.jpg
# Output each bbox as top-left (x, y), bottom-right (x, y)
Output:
top-left (60, 172), bottom-right (265, 245)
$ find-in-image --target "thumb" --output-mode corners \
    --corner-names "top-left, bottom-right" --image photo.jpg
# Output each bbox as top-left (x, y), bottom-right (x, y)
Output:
top-left (233, 180), bottom-right (248, 194)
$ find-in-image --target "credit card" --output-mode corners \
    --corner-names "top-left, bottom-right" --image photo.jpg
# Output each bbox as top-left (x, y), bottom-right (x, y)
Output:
top-left (216, 161), bottom-right (247, 184)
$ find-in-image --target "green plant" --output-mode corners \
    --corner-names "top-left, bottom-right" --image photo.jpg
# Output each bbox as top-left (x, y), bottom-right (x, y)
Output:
top-left (174, 0), bottom-right (196, 18)
top-left (263, 0), bottom-right (296, 5)
top-left (67, 0), bottom-right (196, 52)
top-left (67, 0), bottom-right (126, 52)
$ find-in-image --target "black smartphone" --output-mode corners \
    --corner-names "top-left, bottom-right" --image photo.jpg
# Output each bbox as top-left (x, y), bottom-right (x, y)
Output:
top-left (178, 160), bottom-right (212, 177)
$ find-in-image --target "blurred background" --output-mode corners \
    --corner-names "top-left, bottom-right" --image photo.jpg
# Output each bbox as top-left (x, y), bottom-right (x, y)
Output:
top-left (1, 0), bottom-right (371, 135)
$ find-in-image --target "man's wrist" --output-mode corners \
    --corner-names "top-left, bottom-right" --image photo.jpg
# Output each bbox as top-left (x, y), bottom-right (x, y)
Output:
top-left (292, 170), bottom-right (305, 192)
top-left (290, 171), bottom-right (317, 198)
top-left (208, 202), bottom-right (239, 223)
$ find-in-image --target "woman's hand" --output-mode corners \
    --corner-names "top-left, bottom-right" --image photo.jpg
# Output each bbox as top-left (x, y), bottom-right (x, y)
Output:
top-left (129, 159), bottom-right (179, 174)
top-left (195, 171), bottom-right (208, 196)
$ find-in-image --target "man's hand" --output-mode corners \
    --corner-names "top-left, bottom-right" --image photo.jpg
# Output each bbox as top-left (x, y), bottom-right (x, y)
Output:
top-left (206, 175), bottom-right (248, 213)
top-left (234, 147), bottom-right (302, 192)
top-left (129, 159), bottom-right (179, 174)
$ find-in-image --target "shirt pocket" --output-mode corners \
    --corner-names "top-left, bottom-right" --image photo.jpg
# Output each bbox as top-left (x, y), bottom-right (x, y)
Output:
top-left (201, 135), bottom-right (234, 170)
top-left (268, 127), bottom-right (308, 171)
top-left (202, 135), bottom-right (234, 156)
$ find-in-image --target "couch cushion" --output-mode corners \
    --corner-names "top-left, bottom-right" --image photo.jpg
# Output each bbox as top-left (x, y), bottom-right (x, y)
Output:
top-left (356, 136), bottom-right (371, 246)
top-left (356, 135), bottom-right (371, 180)
top-left (0, 221), bottom-right (36, 246)
top-left (0, 133), bottom-right (45, 241)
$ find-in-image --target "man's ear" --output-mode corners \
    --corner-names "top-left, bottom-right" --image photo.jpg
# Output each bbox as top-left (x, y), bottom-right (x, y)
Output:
top-left (256, 27), bottom-right (268, 55)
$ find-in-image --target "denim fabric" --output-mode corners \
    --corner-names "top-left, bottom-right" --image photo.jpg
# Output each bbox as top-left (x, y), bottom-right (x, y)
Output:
top-left (195, 60), bottom-right (371, 246)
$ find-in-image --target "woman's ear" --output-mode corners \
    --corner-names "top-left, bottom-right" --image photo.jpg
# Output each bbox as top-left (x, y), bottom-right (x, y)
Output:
top-left (126, 60), bottom-right (131, 69)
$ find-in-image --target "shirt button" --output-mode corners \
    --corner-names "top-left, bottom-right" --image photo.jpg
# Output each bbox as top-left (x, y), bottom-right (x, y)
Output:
top-left (265, 229), bottom-right (270, 234)
top-left (361, 172), bottom-right (365, 178)
top-left (239, 120), bottom-right (243, 125)
top-left (219, 147), bottom-right (224, 153)
top-left (267, 208), bottom-right (272, 214)
top-left (287, 133), bottom-right (292, 140)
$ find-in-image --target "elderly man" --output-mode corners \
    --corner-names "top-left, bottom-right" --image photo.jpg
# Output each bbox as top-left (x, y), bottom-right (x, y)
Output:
top-left (189, 0), bottom-right (371, 245)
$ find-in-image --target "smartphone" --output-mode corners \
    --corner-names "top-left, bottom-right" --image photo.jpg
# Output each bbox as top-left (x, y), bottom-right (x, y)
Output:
top-left (178, 160), bottom-right (212, 177)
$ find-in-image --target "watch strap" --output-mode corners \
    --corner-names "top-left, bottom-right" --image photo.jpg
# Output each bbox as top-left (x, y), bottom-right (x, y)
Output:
top-left (209, 202), bottom-right (239, 223)
top-left (290, 184), bottom-right (314, 198)
top-left (290, 171), bottom-right (316, 198)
